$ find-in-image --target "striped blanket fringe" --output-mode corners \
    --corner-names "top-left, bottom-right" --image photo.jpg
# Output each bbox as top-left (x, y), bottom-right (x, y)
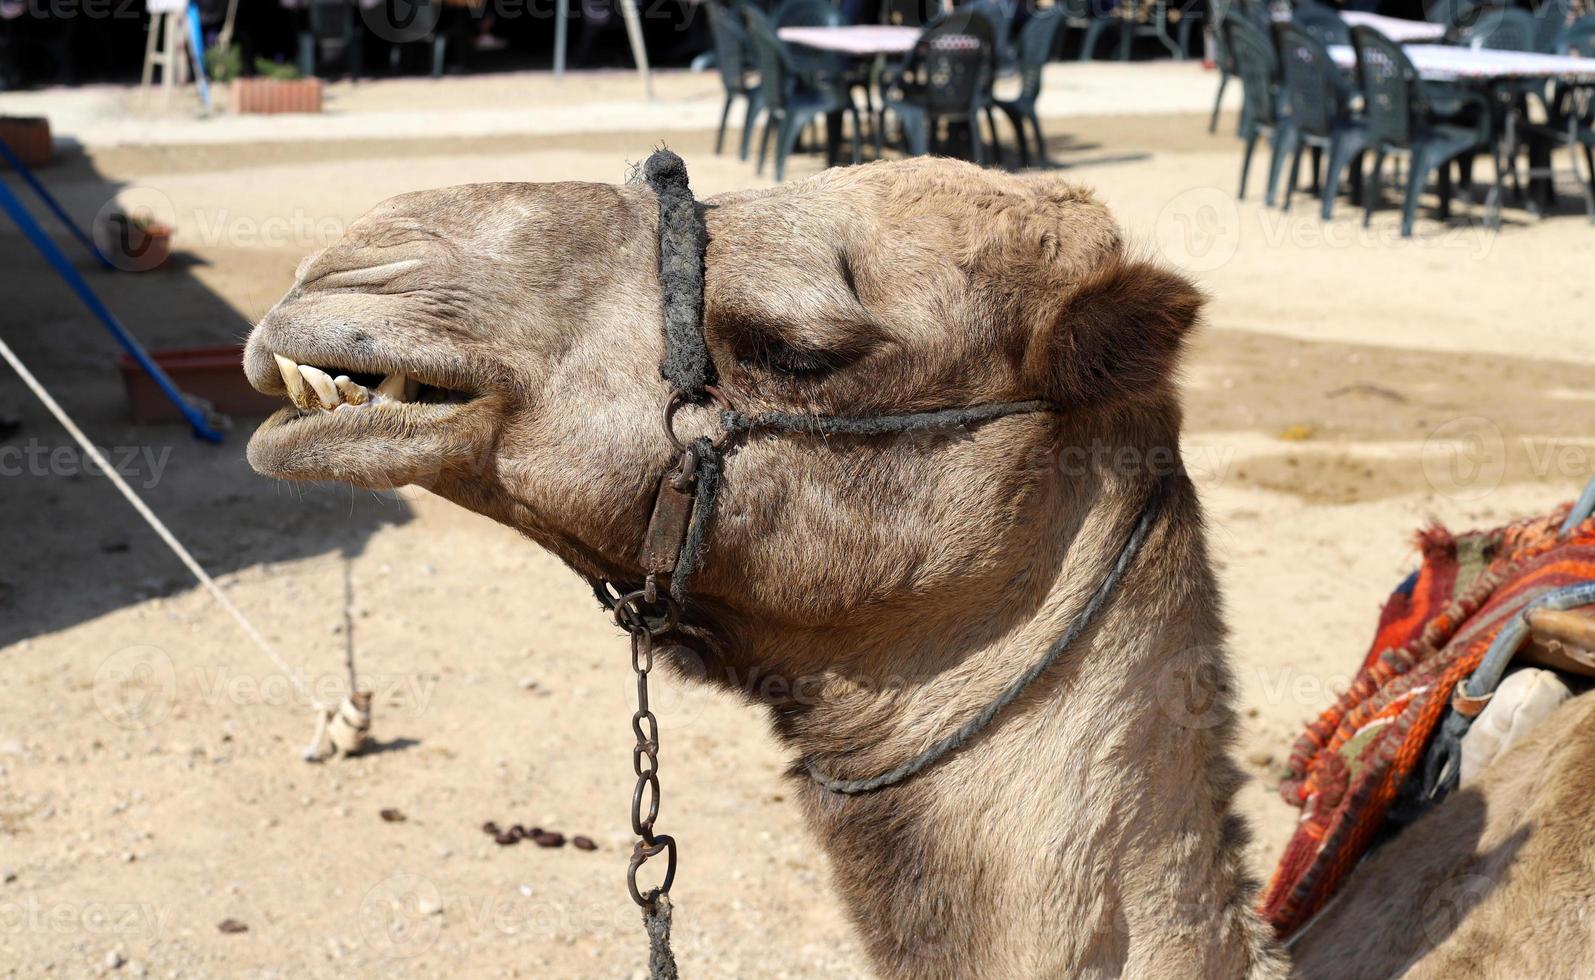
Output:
top-left (1260, 499), bottom-right (1595, 938)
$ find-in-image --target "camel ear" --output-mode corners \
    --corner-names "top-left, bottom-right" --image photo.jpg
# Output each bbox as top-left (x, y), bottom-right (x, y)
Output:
top-left (1034, 257), bottom-right (1204, 410)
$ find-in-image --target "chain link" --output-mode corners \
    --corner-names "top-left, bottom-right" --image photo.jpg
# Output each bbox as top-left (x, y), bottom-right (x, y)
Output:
top-left (615, 583), bottom-right (679, 910)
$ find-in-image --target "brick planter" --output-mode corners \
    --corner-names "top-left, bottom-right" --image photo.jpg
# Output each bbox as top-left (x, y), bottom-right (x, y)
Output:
top-left (119, 344), bottom-right (282, 423)
top-left (0, 116), bottom-right (54, 169)
top-left (233, 77), bottom-right (325, 115)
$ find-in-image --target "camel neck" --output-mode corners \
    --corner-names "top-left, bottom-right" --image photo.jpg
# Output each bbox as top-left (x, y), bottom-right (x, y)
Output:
top-left (769, 474), bottom-right (1283, 979)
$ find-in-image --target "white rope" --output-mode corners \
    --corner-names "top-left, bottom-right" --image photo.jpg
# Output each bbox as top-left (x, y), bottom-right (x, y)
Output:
top-left (0, 336), bottom-right (335, 747)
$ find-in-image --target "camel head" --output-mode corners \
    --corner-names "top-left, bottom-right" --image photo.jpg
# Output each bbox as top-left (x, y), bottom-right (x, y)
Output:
top-left (244, 157), bottom-right (1202, 664)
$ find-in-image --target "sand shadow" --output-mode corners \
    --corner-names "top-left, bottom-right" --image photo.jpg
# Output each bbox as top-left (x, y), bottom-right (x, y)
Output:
top-left (353, 736), bottom-right (422, 758)
top-left (1290, 782), bottom-right (1531, 979)
top-left (0, 146), bottom-right (412, 649)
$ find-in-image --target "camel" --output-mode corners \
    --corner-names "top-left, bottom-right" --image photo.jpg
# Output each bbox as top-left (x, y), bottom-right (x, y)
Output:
top-left (241, 157), bottom-right (1595, 979)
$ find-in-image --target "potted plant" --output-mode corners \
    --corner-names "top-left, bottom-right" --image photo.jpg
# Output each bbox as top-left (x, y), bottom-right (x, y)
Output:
top-left (233, 59), bottom-right (325, 115)
top-left (100, 209), bottom-right (174, 272)
top-left (0, 116), bottom-right (53, 169)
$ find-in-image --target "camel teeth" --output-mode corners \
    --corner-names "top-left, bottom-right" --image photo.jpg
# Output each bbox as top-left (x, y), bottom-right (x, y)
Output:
top-left (374, 372), bottom-right (407, 401)
top-left (403, 376), bottom-right (421, 402)
top-left (298, 364), bottom-right (339, 409)
top-left (275, 354), bottom-right (317, 411)
top-left (334, 375), bottom-right (369, 405)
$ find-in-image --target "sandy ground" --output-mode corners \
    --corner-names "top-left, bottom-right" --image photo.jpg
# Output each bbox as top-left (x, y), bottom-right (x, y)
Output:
top-left (2, 66), bottom-right (1594, 979)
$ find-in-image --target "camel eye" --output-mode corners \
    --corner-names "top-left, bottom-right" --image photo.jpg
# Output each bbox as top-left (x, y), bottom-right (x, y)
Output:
top-left (729, 319), bottom-right (870, 379)
top-left (757, 336), bottom-right (848, 376)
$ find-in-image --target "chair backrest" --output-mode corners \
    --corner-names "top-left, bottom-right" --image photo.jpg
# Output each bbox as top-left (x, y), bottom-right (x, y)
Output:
top-left (1226, 15), bottom-right (1279, 130)
top-left (1210, 1), bottom-right (1238, 73)
top-left (1292, 1), bottom-right (1351, 47)
top-left (1557, 13), bottom-right (1595, 56)
top-left (1013, 8), bottom-right (1065, 101)
top-left (1532, 0), bottom-right (1571, 52)
top-left (1058, 0), bottom-right (1102, 24)
top-left (1469, 7), bottom-right (1536, 50)
top-left (965, 0), bottom-right (1019, 66)
top-left (1278, 24), bottom-right (1344, 138)
top-left (883, 0), bottom-right (938, 26)
top-left (1351, 25), bottom-right (1418, 147)
top-left (707, 1), bottom-right (754, 95)
top-left (743, 5), bottom-right (795, 111)
top-left (1236, 0), bottom-right (1274, 33)
top-left (905, 11), bottom-right (994, 114)
top-left (776, 0), bottom-right (844, 28)
top-left (1425, 0), bottom-right (1505, 35)
top-left (308, 0), bottom-right (354, 37)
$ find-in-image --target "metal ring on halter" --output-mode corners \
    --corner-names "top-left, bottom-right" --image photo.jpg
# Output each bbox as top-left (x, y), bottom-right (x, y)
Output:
top-left (613, 588), bottom-right (680, 636)
top-left (627, 834), bottom-right (678, 908)
top-left (662, 385), bottom-right (737, 453)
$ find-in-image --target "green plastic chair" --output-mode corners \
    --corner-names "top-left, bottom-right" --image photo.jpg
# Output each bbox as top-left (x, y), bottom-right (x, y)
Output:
top-left (744, 6), bottom-right (863, 182)
top-left (1468, 7), bottom-right (1536, 51)
top-left (1226, 14), bottom-right (1290, 204)
top-left (878, 12), bottom-right (998, 164)
top-left (1521, 15), bottom-right (1595, 220)
top-left (1532, 0), bottom-right (1572, 52)
top-left (706, 1), bottom-right (764, 161)
top-left (1423, 0), bottom-right (1497, 38)
top-left (995, 9), bottom-right (1068, 166)
top-left (1060, 0), bottom-right (1113, 62)
top-left (1292, 0), bottom-right (1351, 47)
top-left (1351, 25), bottom-right (1492, 236)
top-left (1277, 24), bottom-right (1368, 219)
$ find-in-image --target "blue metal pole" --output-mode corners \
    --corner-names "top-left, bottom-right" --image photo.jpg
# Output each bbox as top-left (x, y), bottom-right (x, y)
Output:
top-left (0, 137), bottom-right (113, 269)
top-left (0, 177), bottom-right (225, 442)
top-left (186, 3), bottom-right (213, 113)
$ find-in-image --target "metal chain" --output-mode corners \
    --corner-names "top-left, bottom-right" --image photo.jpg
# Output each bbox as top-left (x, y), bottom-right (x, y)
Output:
top-left (615, 583), bottom-right (679, 912)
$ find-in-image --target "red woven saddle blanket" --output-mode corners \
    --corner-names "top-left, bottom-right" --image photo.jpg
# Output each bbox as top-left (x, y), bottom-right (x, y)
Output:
top-left (1259, 500), bottom-right (1595, 937)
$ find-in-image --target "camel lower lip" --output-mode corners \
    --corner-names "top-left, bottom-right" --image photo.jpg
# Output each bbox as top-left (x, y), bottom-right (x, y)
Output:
top-left (247, 398), bottom-right (480, 480)
top-left (253, 399), bottom-right (466, 435)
